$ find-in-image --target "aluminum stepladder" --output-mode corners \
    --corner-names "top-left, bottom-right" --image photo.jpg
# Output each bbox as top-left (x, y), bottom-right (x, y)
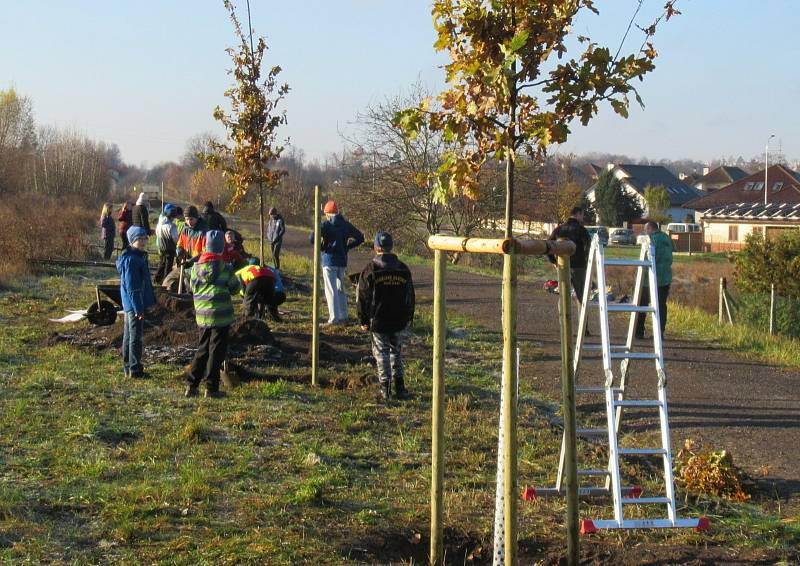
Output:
top-left (536, 234), bottom-right (708, 533)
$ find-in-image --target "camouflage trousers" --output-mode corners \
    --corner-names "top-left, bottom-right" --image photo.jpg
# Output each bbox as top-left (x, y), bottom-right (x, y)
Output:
top-left (371, 331), bottom-right (405, 386)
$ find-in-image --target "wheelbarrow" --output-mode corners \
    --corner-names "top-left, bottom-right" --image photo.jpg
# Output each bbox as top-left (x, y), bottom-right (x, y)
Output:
top-left (87, 282), bottom-right (123, 326)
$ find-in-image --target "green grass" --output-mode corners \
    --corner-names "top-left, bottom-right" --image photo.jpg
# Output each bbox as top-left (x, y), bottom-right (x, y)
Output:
top-left (668, 301), bottom-right (800, 368)
top-left (0, 254), bottom-right (797, 563)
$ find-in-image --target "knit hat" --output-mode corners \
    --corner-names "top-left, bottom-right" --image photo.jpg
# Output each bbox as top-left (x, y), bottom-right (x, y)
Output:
top-left (374, 231), bottom-right (393, 252)
top-left (136, 193), bottom-right (148, 206)
top-left (269, 207), bottom-right (278, 215)
top-left (323, 201), bottom-right (338, 214)
top-left (185, 205), bottom-right (200, 219)
top-left (205, 230), bottom-right (225, 254)
top-left (163, 203), bottom-right (175, 217)
top-left (127, 226), bottom-right (148, 245)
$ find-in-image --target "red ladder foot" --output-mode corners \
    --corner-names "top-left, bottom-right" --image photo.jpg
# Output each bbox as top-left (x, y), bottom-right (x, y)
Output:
top-left (521, 486), bottom-right (537, 501)
top-left (580, 519), bottom-right (598, 535)
top-left (694, 517), bottom-right (711, 532)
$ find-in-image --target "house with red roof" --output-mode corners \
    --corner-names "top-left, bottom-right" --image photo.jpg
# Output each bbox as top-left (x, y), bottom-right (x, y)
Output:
top-left (683, 164), bottom-right (800, 251)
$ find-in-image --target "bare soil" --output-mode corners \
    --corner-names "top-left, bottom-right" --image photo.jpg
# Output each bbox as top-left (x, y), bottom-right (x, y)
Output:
top-left (48, 290), bottom-right (373, 389)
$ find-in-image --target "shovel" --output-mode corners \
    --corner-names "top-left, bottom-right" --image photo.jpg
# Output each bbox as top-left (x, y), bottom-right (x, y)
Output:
top-left (220, 359), bottom-right (239, 389)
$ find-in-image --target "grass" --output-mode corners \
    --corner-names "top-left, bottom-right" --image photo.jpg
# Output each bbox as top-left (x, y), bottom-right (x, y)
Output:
top-left (668, 301), bottom-right (800, 368)
top-left (0, 252), bottom-right (797, 563)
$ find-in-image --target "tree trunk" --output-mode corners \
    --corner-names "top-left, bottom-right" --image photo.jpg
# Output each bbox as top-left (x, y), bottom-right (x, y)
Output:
top-left (259, 181), bottom-right (265, 265)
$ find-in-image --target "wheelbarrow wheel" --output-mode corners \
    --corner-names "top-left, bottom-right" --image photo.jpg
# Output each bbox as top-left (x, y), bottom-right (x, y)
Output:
top-left (87, 300), bottom-right (118, 326)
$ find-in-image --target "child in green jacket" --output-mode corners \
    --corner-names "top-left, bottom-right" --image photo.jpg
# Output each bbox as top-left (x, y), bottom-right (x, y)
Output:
top-left (184, 230), bottom-right (241, 398)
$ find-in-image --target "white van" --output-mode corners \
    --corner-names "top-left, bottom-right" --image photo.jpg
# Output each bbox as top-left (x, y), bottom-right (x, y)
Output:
top-left (666, 222), bottom-right (701, 234)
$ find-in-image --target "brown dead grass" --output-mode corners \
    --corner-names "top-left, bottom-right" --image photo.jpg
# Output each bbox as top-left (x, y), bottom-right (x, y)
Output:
top-left (606, 260), bottom-right (736, 313)
top-left (0, 193), bottom-right (96, 285)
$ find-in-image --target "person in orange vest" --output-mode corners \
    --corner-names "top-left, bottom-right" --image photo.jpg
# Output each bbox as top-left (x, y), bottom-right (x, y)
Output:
top-left (176, 205), bottom-right (207, 263)
top-left (235, 261), bottom-right (285, 321)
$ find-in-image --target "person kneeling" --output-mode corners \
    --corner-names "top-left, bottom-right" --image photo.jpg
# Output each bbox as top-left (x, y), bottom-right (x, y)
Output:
top-left (185, 230), bottom-right (241, 399)
top-left (235, 261), bottom-right (286, 321)
top-left (356, 232), bottom-right (415, 402)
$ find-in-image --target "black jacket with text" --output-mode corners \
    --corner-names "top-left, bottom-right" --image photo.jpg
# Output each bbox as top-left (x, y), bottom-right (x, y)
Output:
top-left (356, 253), bottom-right (415, 334)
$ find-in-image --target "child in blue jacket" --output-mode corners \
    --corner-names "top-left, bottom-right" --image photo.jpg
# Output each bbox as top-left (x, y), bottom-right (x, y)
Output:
top-left (116, 226), bottom-right (156, 378)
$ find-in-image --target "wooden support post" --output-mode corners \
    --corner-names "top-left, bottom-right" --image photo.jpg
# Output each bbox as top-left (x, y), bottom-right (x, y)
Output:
top-left (719, 278), bottom-right (725, 324)
top-left (770, 283), bottom-right (776, 336)
top-left (430, 249), bottom-right (447, 566)
top-left (502, 250), bottom-right (518, 565)
top-left (557, 254), bottom-right (579, 566)
top-left (311, 185), bottom-right (321, 387)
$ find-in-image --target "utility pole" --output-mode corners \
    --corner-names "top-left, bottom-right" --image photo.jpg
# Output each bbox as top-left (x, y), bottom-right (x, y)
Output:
top-left (765, 134), bottom-right (775, 206)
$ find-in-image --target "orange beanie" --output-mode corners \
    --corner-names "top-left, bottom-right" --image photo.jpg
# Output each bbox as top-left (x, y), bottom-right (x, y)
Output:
top-left (323, 201), bottom-right (338, 214)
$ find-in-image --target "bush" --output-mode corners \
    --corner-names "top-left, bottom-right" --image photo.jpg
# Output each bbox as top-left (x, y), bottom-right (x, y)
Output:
top-left (733, 292), bottom-right (800, 339)
top-left (735, 230), bottom-right (800, 298)
top-left (0, 193), bottom-right (97, 284)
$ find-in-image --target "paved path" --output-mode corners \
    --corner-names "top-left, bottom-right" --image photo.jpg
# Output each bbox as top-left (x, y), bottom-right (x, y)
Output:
top-left (281, 227), bottom-right (799, 502)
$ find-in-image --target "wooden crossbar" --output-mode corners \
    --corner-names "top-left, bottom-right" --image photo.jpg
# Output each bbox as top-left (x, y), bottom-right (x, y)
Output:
top-left (427, 235), bottom-right (575, 257)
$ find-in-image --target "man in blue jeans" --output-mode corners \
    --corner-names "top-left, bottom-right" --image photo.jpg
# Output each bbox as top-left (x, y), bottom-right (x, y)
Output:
top-left (312, 200), bottom-right (364, 325)
top-left (116, 226), bottom-right (156, 378)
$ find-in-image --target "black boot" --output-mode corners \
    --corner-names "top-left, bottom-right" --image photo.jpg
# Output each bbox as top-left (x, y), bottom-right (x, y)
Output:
top-left (394, 376), bottom-right (410, 400)
top-left (377, 381), bottom-right (391, 403)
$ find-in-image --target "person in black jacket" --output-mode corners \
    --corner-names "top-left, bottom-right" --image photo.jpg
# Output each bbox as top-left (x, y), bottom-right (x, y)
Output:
top-left (356, 231), bottom-right (415, 402)
top-left (202, 201), bottom-right (228, 231)
top-left (548, 207), bottom-right (592, 306)
top-left (132, 193), bottom-right (153, 235)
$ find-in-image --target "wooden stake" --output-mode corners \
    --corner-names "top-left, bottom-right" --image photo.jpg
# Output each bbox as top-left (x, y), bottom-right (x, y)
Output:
top-left (557, 254), bottom-right (579, 566)
top-left (311, 185), bottom-right (321, 387)
top-left (502, 251), bottom-right (518, 565)
top-left (430, 249), bottom-right (447, 566)
top-left (718, 278), bottom-right (725, 325)
top-left (770, 283), bottom-right (776, 336)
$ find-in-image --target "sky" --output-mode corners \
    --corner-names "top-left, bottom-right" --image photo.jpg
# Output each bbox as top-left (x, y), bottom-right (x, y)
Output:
top-left (2, 1), bottom-right (798, 168)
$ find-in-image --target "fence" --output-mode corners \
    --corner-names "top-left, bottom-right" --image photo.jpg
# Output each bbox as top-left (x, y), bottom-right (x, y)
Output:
top-left (718, 278), bottom-right (800, 337)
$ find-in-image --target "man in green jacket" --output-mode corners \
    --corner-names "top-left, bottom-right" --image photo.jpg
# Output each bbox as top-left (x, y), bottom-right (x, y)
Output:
top-left (635, 221), bottom-right (673, 339)
top-left (184, 230), bottom-right (241, 398)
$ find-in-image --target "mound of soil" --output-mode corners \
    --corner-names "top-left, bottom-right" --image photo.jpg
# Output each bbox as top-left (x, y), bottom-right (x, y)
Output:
top-left (49, 290), bottom-right (373, 386)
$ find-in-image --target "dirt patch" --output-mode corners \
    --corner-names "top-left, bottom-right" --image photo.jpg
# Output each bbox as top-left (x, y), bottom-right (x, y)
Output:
top-left (342, 527), bottom-right (484, 565)
top-left (533, 540), bottom-right (796, 565)
top-left (341, 527), bottom-right (794, 565)
top-left (48, 291), bottom-right (373, 388)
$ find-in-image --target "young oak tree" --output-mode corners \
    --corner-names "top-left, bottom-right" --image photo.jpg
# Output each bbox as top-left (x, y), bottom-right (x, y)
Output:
top-left (205, 0), bottom-right (289, 264)
top-left (394, 0), bottom-right (679, 235)
top-left (393, 1), bottom-right (679, 561)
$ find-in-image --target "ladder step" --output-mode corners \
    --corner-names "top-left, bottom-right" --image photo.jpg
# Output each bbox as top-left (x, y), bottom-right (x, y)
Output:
top-left (576, 428), bottom-right (607, 437)
top-left (575, 386), bottom-right (622, 394)
top-left (622, 497), bottom-right (672, 505)
top-left (583, 344), bottom-right (629, 351)
top-left (604, 259), bottom-right (651, 267)
top-left (586, 303), bottom-right (656, 313)
top-left (607, 304), bottom-right (656, 313)
top-left (618, 448), bottom-right (667, 456)
top-left (577, 469), bottom-right (610, 477)
top-left (610, 352), bottom-right (658, 360)
top-left (582, 517), bottom-right (709, 532)
top-left (614, 399), bottom-right (662, 407)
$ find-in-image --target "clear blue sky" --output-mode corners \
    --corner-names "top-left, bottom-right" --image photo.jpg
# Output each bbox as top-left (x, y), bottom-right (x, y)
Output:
top-left (2, 1), bottom-right (797, 167)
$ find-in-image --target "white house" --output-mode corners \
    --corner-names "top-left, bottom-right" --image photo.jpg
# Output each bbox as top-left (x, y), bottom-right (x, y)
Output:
top-left (585, 163), bottom-right (701, 223)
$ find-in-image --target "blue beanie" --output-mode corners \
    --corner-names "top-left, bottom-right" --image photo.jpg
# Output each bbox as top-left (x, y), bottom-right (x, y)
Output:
top-left (205, 230), bottom-right (225, 254)
top-left (163, 203), bottom-right (175, 217)
top-left (127, 226), bottom-right (148, 245)
top-left (374, 231), bottom-right (393, 252)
